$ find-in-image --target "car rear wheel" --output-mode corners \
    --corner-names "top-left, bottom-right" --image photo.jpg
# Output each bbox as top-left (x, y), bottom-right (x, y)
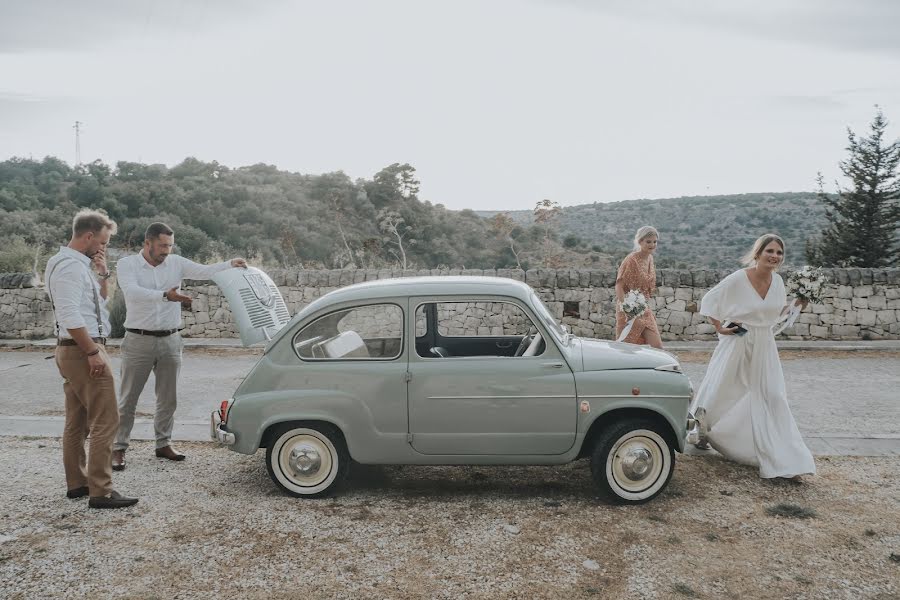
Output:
top-left (266, 423), bottom-right (349, 498)
top-left (590, 419), bottom-right (674, 505)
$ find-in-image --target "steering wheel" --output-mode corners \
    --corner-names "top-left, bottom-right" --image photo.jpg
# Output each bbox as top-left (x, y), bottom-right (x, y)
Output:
top-left (514, 327), bottom-right (537, 357)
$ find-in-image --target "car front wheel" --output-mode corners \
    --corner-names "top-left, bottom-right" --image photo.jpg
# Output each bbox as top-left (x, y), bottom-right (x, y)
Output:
top-left (590, 419), bottom-right (674, 505)
top-left (266, 423), bottom-right (349, 498)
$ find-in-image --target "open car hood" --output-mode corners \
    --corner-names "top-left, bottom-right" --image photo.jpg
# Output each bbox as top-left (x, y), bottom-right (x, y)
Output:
top-left (212, 267), bottom-right (291, 347)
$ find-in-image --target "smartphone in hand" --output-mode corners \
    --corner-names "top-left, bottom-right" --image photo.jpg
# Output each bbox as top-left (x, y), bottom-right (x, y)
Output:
top-left (724, 321), bottom-right (748, 336)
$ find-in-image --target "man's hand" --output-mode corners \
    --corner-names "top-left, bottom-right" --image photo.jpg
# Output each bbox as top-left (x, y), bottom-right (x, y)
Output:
top-left (92, 248), bottom-right (109, 277)
top-left (88, 352), bottom-right (107, 379)
top-left (231, 258), bottom-right (248, 268)
top-left (165, 287), bottom-right (192, 308)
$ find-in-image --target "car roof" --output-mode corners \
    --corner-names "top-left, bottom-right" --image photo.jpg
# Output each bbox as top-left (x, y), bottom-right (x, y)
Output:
top-left (312, 276), bottom-right (534, 305)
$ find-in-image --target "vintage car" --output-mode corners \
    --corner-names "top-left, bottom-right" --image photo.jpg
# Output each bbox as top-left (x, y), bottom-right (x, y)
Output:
top-left (210, 272), bottom-right (695, 504)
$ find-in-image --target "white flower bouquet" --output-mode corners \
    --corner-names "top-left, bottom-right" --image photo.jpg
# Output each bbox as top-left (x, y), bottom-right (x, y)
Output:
top-left (617, 290), bottom-right (648, 342)
top-left (786, 265), bottom-right (826, 304)
top-left (775, 266), bottom-right (827, 335)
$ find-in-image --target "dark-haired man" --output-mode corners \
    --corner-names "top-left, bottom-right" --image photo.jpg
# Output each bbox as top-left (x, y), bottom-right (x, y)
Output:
top-left (45, 209), bottom-right (138, 508)
top-left (113, 222), bottom-right (246, 469)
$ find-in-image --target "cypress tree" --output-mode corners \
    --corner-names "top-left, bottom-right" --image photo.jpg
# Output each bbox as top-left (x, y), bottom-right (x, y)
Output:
top-left (808, 108), bottom-right (900, 267)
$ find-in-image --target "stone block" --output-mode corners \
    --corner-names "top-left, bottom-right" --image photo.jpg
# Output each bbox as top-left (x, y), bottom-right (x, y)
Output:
top-left (853, 285), bottom-right (873, 297)
top-left (851, 297), bottom-right (868, 309)
top-left (876, 310), bottom-right (897, 325)
top-left (811, 303), bottom-right (832, 314)
top-left (868, 295), bottom-right (887, 310)
top-left (832, 325), bottom-right (859, 337)
top-left (666, 299), bottom-right (686, 312)
top-left (833, 298), bottom-right (852, 310)
top-left (836, 285), bottom-right (853, 299)
top-left (675, 288), bottom-right (692, 301)
top-left (668, 312), bottom-right (692, 327)
top-left (857, 309), bottom-right (876, 326)
top-left (809, 325), bottom-right (829, 338)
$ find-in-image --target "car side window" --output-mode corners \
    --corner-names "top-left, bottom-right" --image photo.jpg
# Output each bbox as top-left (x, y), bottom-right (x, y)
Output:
top-left (415, 301), bottom-right (544, 358)
top-left (294, 304), bottom-right (403, 360)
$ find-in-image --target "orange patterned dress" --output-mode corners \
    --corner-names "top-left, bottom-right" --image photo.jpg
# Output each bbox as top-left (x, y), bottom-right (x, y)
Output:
top-left (615, 252), bottom-right (659, 344)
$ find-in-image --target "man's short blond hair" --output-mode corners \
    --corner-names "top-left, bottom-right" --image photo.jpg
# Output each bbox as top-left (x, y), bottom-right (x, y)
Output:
top-left (72, 209), bottom-right (118, 237)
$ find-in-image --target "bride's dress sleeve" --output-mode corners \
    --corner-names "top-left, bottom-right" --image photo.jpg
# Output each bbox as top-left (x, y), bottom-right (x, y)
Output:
top-left (700, 271), bottom-right (736, 321)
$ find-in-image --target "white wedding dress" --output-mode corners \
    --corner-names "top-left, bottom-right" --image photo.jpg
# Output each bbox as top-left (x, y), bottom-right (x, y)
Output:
top-left (691, 270), bottom-right (816, 478)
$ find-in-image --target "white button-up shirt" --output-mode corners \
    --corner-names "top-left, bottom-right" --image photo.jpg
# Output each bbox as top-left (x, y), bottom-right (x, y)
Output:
top-left (44, 246), bottom-right (111, 339)
top-left (116, 253), bottom-right (231, 330)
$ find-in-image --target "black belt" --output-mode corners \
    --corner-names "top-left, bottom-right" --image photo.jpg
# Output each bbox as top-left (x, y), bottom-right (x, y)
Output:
top-left (58, 337), bottom-right (106, 346)
top-left (126, 328), bottom-right (179, 337)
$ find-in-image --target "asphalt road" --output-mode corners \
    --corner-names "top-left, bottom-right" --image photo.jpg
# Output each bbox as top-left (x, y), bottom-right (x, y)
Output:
top-left (1, 348), bottom-right (898, 440)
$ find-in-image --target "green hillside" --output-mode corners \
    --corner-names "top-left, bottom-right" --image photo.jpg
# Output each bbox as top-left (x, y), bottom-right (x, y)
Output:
top-left (481, 192), bottom-right (827, 269)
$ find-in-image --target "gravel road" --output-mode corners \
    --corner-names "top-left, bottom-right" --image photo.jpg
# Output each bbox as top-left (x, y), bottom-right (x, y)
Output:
top-left (1, 437), bottom-right (897, 599)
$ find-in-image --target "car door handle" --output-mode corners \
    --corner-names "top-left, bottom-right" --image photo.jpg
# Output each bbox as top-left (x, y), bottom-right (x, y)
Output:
top-left (542, 362), bottom-right (564, 369)
top-left (496, 341), bottom-right (514, 349)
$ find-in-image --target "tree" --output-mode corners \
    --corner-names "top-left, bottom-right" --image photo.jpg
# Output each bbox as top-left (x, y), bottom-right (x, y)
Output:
top-left (377, 208), bottom-right (414, 269)
top-left (533, 198), bottom-right (562, 263)
top-left (489, 212), bottom-right (523, 269)
top-left (808, 108), bottom-right (900, 267)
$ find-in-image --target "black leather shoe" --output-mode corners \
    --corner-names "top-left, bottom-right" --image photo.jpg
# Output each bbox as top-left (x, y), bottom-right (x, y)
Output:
top-left (66, 486), bottom-right (89, 499)
top-left (88, 490), bottom-right (139, 509)
top-left (112, 449), bottom-right (126, 471)
top-left (155, 446), bottom-right (185, 461)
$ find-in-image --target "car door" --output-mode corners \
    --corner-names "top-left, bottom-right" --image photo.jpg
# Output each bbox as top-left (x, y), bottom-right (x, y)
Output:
top-left (406, 296), bottom-right (577, 455)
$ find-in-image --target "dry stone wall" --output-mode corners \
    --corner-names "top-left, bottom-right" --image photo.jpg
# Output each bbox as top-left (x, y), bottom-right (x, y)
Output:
top-left (2, 268), bottom-right (899, 341)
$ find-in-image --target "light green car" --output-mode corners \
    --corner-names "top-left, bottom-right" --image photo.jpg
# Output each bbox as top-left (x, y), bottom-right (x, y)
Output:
top-left (211, 274), bottom-right (695, 504)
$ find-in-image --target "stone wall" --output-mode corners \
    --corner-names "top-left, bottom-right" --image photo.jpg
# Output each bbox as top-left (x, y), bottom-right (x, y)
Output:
top-left (2, 268), bottom-right (899, 341)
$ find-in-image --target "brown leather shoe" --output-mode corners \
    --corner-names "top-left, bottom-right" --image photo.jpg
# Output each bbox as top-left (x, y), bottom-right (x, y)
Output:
top-left (112, 449), bottom-right (126, 471)
top-left (155, 445), bottom-right (185, 461)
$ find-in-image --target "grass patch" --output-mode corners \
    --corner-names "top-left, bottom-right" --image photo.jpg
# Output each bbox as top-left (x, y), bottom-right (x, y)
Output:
top-left (672, 582), bottom-right (697, 597)
top-left (765, 503), bottom-right (817, 519)
top-left (864, 528), bottom-right (876, 537)
top-left (705, 532), bottom-right (720, 542)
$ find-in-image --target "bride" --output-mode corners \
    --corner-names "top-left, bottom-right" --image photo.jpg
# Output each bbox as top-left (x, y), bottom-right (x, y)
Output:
top-left (691, 234), bottom-right (815, 480)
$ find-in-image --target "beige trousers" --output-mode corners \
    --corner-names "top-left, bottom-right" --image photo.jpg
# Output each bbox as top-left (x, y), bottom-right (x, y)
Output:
top-left (55, 345), bottom-right (118, 497)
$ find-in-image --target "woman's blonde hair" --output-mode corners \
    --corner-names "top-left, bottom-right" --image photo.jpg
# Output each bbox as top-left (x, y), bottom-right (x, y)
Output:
top-left (632, 226), bottom-right (659, 252)
top-left (741, 233), bottom-right (784, 267)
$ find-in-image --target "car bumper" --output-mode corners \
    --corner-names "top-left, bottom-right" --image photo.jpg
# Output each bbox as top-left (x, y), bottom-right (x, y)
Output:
top-left (685, 411), bottom-right (701, 445)
top-left (210, 410), bottom-right (236, 445)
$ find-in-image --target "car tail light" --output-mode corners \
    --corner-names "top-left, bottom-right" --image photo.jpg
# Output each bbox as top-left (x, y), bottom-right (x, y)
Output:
top-left (219, 399), bottom-right (231, 423)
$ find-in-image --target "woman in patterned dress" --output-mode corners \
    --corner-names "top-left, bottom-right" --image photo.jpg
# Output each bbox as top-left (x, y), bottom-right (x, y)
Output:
top-left (614, 226), bottom-right (663, 348)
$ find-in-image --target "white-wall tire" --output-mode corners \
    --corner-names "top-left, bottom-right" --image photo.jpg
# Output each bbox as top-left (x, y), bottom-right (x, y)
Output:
top-left (265, 423), bottom-right (348, 498)
top-left (590, 419), bottom-right (675, 504)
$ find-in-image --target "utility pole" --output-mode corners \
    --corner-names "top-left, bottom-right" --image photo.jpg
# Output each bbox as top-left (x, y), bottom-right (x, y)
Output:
top-left (73, 121), bottom-right (82, 166)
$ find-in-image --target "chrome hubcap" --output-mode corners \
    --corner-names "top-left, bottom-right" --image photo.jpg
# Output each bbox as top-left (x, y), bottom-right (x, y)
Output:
top-left (620, 446), bottom-right (653, 480)
top-left (289, 444), bottom-right (322, 476)
top-left (609, 432), bottom-right (666, 495)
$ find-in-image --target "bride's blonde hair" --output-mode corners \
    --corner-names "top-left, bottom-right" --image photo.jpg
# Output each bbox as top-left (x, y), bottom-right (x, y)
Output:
top-left (741, 233), bottom-right (785, 267)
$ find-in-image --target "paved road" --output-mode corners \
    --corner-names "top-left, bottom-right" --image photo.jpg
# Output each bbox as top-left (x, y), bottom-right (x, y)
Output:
top-left (1, 347), bottom-right (898, 455)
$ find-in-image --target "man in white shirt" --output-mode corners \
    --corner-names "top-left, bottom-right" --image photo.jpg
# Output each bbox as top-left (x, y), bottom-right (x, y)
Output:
top-left (113, 222), bottom-right (246, 469)
top-left (45, 209), bottom-right (138, 509)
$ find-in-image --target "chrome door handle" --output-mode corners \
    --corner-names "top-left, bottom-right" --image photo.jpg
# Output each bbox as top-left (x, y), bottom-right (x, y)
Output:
top-left (542, 362), bottom-right (564, 369)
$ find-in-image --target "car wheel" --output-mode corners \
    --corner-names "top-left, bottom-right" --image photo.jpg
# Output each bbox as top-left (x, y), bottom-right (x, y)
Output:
top-left (266, 423), bottom-right (349, 498)
top-left (590, 419), bottom-right (674, 505)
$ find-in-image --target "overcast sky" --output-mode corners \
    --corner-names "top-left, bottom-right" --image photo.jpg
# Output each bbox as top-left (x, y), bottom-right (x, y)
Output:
top-left (2, 0), bottom-right (899, 210)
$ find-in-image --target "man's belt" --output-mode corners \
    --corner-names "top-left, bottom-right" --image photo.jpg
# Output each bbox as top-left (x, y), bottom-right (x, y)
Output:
top-left (58, 337), bottom-right (106, 346)
top-left (126, 328), bottom-right (180, 337)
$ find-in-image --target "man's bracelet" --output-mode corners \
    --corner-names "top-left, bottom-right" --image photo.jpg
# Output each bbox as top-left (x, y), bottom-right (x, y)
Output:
top-left (97, 272), bottom-right (112, 280)
top-left (86, 347), bottom-right (101, 357)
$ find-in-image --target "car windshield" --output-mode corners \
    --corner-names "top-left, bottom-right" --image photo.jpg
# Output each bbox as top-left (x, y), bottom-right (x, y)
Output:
top-left (530, 292), bottom-right (567, 344)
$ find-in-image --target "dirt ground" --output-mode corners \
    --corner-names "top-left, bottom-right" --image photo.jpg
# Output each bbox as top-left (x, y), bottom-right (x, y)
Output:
top-left (0, 438), bottom-right (897, 599)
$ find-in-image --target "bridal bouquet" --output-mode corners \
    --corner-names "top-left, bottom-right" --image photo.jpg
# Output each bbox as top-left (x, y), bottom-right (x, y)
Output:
top-left (786, 265), bottom-right (826, 304)
top-left (617, 290), bottom-right (648, 342)
top-left (775, 266), bottom-right (827, 335)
